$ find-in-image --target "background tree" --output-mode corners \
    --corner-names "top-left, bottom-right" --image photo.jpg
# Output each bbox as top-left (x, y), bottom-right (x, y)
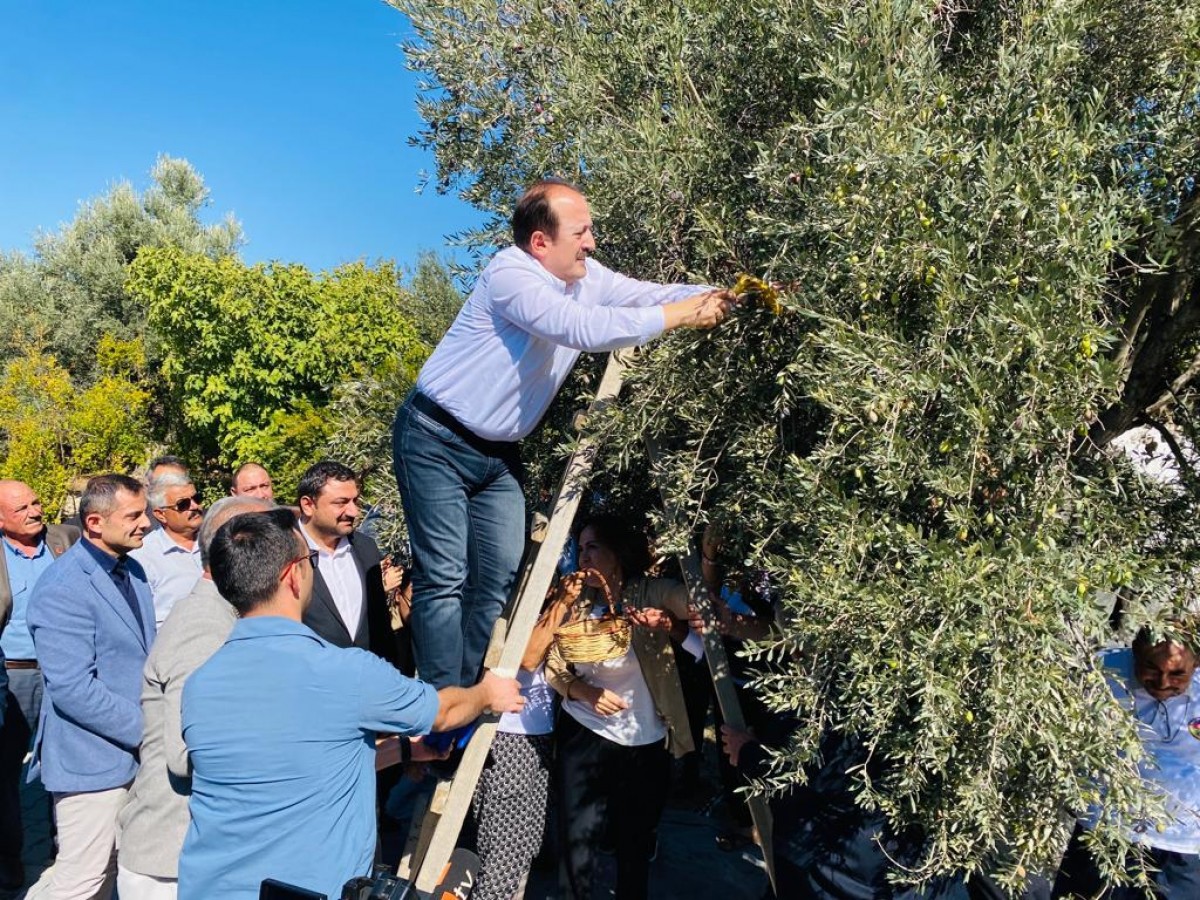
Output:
top-left (324, 252), bottom-right (463, 550)
top-left (394, 0), bottom-right (1200, 888)
top-left (0, 155), bottom-right (241, 379)
top-left (0, 338), bottom-right (152, 517)
top-left (128, 247), bottom-right (431, 497)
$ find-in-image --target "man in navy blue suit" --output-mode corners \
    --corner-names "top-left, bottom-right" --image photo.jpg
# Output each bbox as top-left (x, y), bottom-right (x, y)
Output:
top-left (26, 474), bottom-right (155, 900)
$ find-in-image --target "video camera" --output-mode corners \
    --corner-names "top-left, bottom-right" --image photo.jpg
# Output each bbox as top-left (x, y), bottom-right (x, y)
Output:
top-left (339, 863), bottom-right (417, 900)
top-left (259, 849), bottom-right (478, 900)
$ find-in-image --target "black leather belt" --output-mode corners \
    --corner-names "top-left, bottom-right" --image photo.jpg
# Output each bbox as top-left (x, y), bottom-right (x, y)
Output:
top-left (408, 392), bottom-right (520, 460)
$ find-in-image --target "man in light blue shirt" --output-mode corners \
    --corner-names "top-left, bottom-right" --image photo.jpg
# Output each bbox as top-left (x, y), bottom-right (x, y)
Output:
top-left (393, 178), bottom-right (737, 689)
top-left (130, 472), bottom-right (203, 627)
top-left (1053, 627), bottom-right (1200, 897)
top-left (179, 508), bottom-right (523, 900)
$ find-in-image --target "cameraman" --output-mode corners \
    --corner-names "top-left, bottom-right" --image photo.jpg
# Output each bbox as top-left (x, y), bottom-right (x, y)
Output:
top-left (177, 509), bottom-right (523, 900)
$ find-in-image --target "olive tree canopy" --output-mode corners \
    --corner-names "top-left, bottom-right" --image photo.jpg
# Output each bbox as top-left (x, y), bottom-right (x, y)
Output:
top-left (393, 0), bottom-right (1200, 888)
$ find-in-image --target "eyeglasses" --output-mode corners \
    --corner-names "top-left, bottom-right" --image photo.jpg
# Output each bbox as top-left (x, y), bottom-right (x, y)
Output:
top-left (158, 495), bottom-right (202, 513)
top-left (288, 549), bottom-right (319, 571)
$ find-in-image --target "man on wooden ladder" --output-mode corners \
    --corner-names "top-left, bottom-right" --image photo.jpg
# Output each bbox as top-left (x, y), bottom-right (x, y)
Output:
top-left (392, 178), bottom-right (736, 694)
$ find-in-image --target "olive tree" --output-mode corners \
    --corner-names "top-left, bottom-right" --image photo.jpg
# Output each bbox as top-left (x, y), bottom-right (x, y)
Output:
top-left (393, 0), bottom-right (1200, 888)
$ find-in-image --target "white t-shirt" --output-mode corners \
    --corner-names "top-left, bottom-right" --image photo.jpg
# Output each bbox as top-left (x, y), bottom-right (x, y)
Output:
top-left (562, 609), bottom-right (667, 747)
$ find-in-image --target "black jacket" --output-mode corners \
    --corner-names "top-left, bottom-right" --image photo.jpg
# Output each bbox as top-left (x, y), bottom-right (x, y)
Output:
top-left (301, 530), bottom-right (400, 670)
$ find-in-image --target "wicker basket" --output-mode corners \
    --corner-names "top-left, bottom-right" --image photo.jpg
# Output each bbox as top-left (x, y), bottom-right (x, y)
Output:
top-left (554, 573), bottom-right (631, 664)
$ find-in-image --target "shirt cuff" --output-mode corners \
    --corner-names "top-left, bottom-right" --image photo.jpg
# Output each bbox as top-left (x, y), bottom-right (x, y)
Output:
top-left (682, 630), bottom-right (705, 661)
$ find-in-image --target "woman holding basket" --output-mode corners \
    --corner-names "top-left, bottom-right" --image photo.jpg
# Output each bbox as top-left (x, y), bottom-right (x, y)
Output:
top-left (537, 514), bottom-right (703, 900)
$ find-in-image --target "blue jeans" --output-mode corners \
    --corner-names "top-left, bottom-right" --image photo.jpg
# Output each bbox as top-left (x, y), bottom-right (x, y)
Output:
top-left (393, 396), bottom-right (526, 689)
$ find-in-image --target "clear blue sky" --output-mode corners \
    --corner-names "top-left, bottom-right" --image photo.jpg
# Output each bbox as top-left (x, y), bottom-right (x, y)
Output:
top-left (0, 0), bottom-right (486, 271)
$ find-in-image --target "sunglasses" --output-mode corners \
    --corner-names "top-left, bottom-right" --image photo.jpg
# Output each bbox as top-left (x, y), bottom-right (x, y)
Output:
top-left (159, 494), bottom-right (202, 513)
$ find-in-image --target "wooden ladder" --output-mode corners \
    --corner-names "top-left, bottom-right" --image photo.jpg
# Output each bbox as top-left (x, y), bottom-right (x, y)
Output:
top-left (405, 350), bottom-right (777, 894)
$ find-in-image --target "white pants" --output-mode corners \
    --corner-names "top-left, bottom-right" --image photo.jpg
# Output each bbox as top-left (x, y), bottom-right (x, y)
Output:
top-left (116, 865), bottom-right (178, 900)
top-left (25, 784), bottom-right (130, 900)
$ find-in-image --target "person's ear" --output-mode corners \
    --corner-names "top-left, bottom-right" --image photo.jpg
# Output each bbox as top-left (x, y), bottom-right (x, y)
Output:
top-left (152, 507), bottom-right (168, 526)
top-left (298, 495), bottom-right (316, 518)
top-left (528, 230), bottom-right (550, 258)
top-left (282, 560), bottom-right (302, 601)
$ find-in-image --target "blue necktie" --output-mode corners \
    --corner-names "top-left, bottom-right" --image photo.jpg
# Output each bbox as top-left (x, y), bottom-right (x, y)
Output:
top-left (111, 559), bottom-right (145, 634)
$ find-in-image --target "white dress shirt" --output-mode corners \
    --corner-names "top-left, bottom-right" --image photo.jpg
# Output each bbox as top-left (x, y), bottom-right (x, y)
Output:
top-left (416, 246), bottom-right (709, 441)
top-left (301, 524), bottom-right (364, 636)
top-left (129, 527), bottom-right (203, 627)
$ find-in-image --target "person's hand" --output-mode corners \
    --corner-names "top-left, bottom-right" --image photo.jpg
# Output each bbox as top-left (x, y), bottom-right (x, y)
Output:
top-left (381, 560), bottom-right (404, 594)
top-left (628, 608), bottom-right (674, 632)
top-left (576, 683), bottom-right (629, 716)
top-left (409, 735), bottom-right (451, 763)
top-left (688, 605), bottom-right (724, 638)
top-left (663, 290), bottom-right (738, 331)
top-left (720, 724), bottom-right (756, 767)
top-left (480, 671), bottom-right (525, 715)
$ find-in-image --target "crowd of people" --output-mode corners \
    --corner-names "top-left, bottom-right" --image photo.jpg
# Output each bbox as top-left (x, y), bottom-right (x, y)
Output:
top-left (0, 178), bottom-right (1197, 900)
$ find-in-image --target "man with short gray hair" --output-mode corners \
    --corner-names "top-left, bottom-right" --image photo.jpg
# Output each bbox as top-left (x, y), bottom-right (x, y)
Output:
top-left (117, 496), bottom-right (271, 900)
top-left (131, 472), bottom-right (203, 627)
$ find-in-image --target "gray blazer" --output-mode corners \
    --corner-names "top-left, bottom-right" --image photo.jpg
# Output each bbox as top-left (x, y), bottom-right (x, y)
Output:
top-left (116, 577), bottom-right (237, 879)
top-left (0, 524), bottom-right (79, 636)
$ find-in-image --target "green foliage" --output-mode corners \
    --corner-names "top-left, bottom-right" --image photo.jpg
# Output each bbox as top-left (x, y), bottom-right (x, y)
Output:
top-left (322, 256), bottom-right (461, 550)
top-left (0, 156), bottom-right (241, 379)
top-left (129, 247), bottom-right (429, 495)
top-left (397, 0), bottom-right (1200, 888)
top-left (401, 250), bottom-right (465, 346)
top-left (0, 341), bottom-right (151, 518)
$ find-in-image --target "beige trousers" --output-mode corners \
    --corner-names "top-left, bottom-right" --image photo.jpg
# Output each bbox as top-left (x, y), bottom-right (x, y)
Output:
top-left (25, 784), bottom-right (130, 900)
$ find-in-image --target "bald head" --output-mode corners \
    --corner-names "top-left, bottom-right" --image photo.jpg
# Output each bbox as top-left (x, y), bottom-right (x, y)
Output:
top-left (0, 480), bottom-right (46, 547)
top-left (198, 496), bottom-right (274, 570)
top-left (230, 463), bottom-right (274, 502)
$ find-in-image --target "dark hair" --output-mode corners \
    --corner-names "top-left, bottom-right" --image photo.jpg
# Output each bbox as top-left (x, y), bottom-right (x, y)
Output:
top-left (208, 508), bottom-right (301, 614)
top-left (574, 514), bottom-right (652, 585)
top-left (512, 178), bottom-right (579, 251)
top-left (147, 454), bottom-right (187, 475)
top-left (79, 474), bottom-right (144, 523)
top-left (296, 460), bottom-right (358, 504)
top-left (1134, 624), bottom-right (1200, 658)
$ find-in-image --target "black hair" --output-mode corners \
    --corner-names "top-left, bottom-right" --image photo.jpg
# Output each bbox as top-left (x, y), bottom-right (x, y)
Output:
top-left (79, 474), bottom-right (144, 523)
top-left (296, 460), bottom-right (358, 505)
top-left (512, 178), bottom-right (580, 251)
top-left (208, 508), bottom-right (302, 615)
top-left (574, 513), bottom-right (652, 586)
top-left (1134, 624), bottom-right (1200, 658)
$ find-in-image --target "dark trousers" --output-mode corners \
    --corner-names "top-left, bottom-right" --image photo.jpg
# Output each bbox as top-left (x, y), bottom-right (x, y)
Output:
top-left (556, 713), bottom-right (670, 900)
top-left (1052, 824), bottom-right (1200, 898)
top-left (0, 668), bottom-right (43, 860)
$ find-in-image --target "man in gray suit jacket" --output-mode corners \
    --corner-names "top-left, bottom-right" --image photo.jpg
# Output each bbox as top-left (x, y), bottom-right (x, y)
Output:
top-left (116, 495), bottom-right (271, 900)
top-left (0, 481), bottom-right (79, 890)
